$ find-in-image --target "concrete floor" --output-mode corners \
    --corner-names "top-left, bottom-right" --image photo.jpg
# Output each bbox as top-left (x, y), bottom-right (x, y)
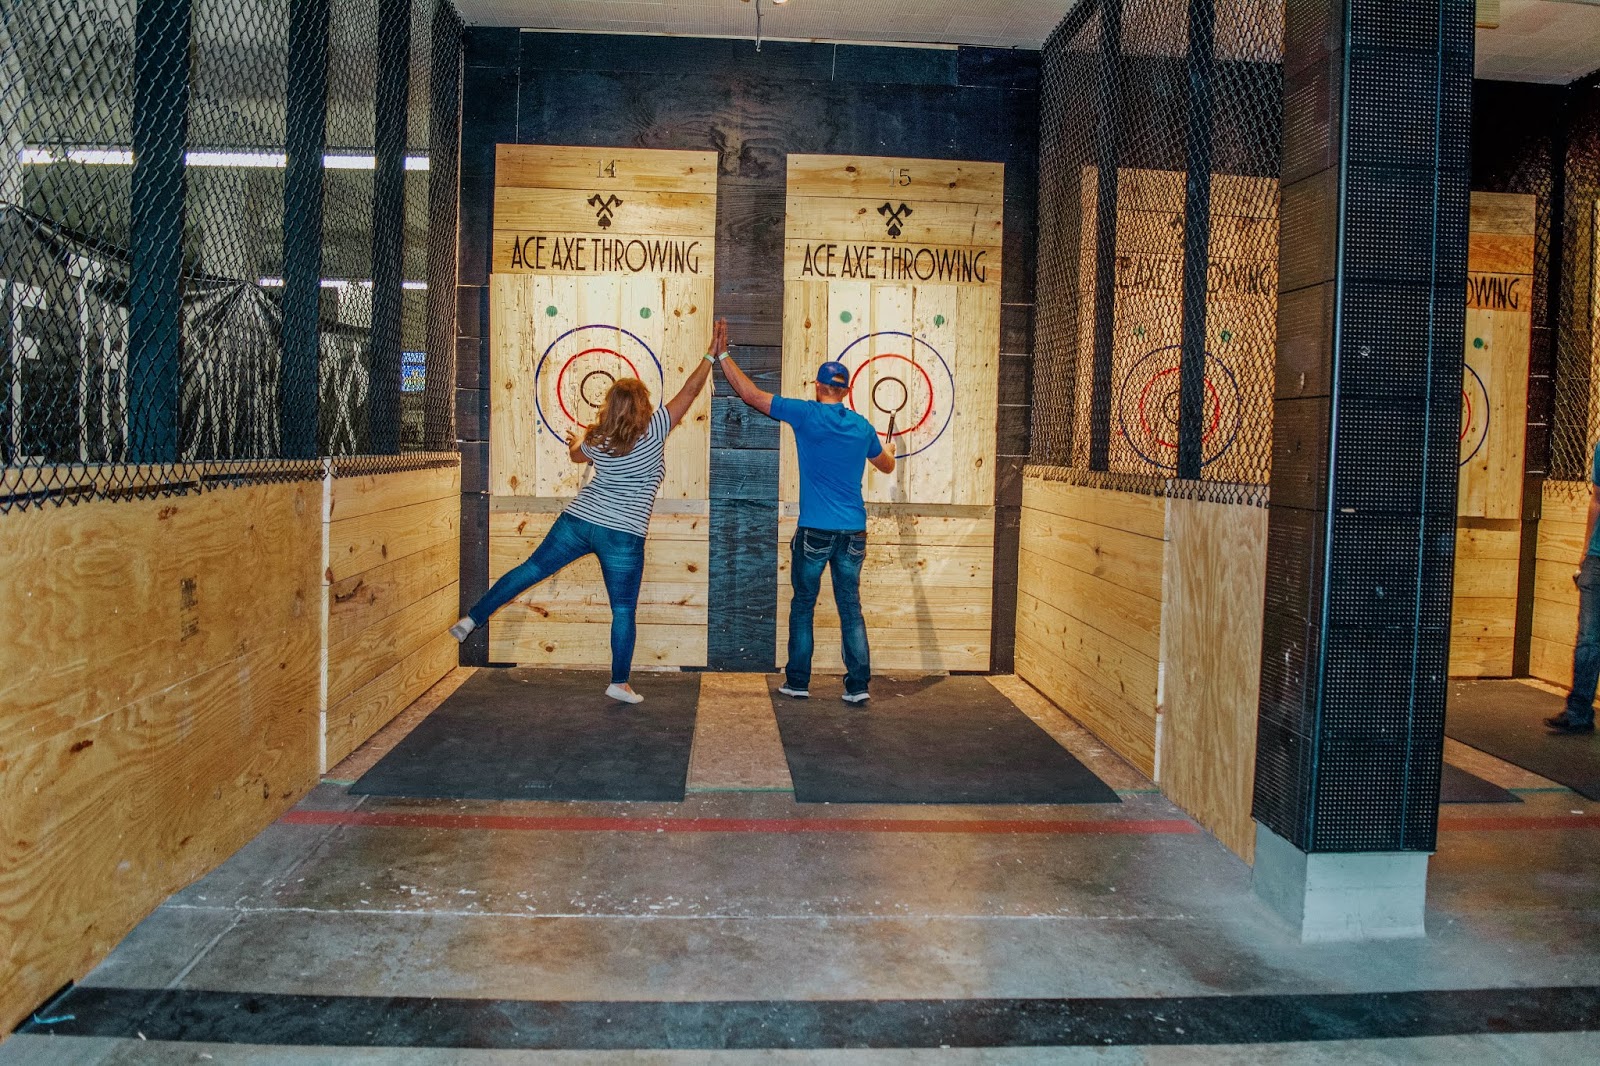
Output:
top-left (5, 672), bottom-right (1599, 1063)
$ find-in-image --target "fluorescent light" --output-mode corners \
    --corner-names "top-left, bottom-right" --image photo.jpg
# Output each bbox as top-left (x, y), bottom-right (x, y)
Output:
top-left (188, 150), bottom-right (285, 168)
top-left (21, 148), bottom-right (429, 171)
top-left (67, 149), bottom-right (132, 165)
top-left (264, 277), bottom-right (426, 289)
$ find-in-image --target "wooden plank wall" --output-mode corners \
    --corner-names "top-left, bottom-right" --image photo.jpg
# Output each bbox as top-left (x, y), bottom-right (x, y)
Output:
top-left (1158, 496), bottom-right (1269, 862)
top-left (1530, 480), bottom-right (1589, 686)
top-left (323, 464), bottom-right (462, 767)
top-left (1015, 477), bottom-right (1167, 777)
top-left (488, 145), bottom-right (715, 666)
top-left (0, 483), bottom-right (322, 1035)
top-left (1450, 192), bottom-right (1535, 677)
top-left (454, 34), bottom-right (1041, 672)
top-left (779, 154), bottom-right (1002, 671)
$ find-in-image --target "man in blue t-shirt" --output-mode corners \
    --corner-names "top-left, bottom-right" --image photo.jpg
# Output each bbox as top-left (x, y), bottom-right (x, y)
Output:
top-left (717, 352), bottom-right (896, 702)
top-left (1551, 441), bottom-right (1600, 733)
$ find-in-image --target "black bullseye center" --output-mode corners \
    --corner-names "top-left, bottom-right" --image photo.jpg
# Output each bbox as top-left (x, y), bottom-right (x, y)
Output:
top-left (872, 376), bottom-right (910, 415)
top-left (580, 369), bottom-right (616, 408)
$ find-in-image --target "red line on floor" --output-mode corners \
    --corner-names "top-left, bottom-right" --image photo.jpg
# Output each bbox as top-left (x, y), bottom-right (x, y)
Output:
top-left (1439, 813), bottom-right (1600, 832)
top-left (281, 809), bottom-right (1202, 835)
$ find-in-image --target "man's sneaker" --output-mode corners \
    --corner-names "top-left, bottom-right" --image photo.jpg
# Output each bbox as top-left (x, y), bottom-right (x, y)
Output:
top-left (778, 684), bottom-right (809, 699)
top-left (449, 616), bottom-right (477, 642)
top-left (1545, 714), bottom-right (1595, 734)
top-left (841, 691), bottom-right (870, 705)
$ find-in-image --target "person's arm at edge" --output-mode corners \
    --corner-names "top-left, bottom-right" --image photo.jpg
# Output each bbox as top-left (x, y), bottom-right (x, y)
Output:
top-left (665, 318), bottom-right (725, 428)
top-left (718, 348), bottom-right (774, 417)
top-left (1580, 481), bottom-right (1600, 583)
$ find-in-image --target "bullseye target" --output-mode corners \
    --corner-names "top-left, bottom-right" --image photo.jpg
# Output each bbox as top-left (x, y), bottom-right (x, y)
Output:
top-left (1460, 362), bottom-right (1490, 467)
top-left (532, 324), bottom-right (665, 441)
top-left (1117, 344), bottom-right (1243, 471)
top-left (835, 331), bottom-right (955, 459)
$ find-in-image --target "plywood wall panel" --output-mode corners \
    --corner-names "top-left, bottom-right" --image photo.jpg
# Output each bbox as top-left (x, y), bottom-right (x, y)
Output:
top-left (0, 483), bottom-right (322, 1037)
top-left (1159, 497), bottom-right (1268, 863)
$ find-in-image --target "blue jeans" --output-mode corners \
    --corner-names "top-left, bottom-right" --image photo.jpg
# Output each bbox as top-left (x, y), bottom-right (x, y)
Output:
top-left (467, 513), bottom-right (645, 684)
top-left (786, 527), bottom-right (871, 695)
top-left (1568, 554), bottom-right (1600, 724)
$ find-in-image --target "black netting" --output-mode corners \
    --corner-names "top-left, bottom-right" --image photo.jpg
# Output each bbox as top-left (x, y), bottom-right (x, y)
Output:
top-left (1554, 85), bottom-right (1600, 483)
top-left (1031, 0), bottom-right (1283, 507)
top-left (0, 0), bottom-right (463, 511)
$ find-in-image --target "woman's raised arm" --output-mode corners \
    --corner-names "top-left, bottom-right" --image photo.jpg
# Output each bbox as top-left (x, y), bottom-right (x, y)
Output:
top-left (665, 317), bottom-right (726, 428)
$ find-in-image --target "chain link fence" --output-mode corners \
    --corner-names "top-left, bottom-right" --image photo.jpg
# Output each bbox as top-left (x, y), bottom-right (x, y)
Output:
top-left (0, 0), bottom-right (462, 511)
top-left (1031, 0), bottom-right (1283, 506)
top-left (1553, 88), bottom-right (1600, 485)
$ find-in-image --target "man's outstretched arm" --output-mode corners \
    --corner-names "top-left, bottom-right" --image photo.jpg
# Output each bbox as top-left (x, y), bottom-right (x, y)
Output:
top-left (718, 351), bottom-right (774, 417)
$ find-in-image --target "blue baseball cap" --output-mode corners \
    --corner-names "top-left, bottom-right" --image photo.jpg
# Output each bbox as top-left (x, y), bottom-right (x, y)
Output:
top-left (816, 361), bottom-right (851, 388)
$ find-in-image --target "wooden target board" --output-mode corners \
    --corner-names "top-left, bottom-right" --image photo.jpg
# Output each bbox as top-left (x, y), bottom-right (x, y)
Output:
top-left (489, 145), bottom-right (716, 667)
top-left (778, 155), bottom-right (1002, 673)
top-left (1458, 192), bottom-right (1533, 520)
top-left (1074, 168), bottom-right (1278, 481)
top-left (1448, 192), bottom-right (1534, 678)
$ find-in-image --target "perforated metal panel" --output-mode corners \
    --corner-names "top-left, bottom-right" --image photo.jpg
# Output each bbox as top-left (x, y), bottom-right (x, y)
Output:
top-left (1252, 0), bottom-right (1473, 855)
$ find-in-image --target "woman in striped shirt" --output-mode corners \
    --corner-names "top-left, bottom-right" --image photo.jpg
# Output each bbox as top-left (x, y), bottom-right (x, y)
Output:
top-left (449, 319), bottom-right (726, 704)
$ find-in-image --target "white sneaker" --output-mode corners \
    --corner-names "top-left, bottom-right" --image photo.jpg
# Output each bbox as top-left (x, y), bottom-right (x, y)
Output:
top-left (778, 684), bottom-right (809, 699)
top-left (606, 683), bottom-right (644, 705)
top-left (841, 690), bottom-right (870, 704)
top-left (449, 617), bottom-right (477, 642)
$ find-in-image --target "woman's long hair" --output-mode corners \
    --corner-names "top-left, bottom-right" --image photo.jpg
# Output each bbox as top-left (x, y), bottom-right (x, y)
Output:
top-left (582, 377), bottom-right (653, 455)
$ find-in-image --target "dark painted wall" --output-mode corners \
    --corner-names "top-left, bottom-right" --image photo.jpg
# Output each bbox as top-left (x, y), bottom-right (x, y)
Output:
top-left (455, 31), bottom-right (1041, 671)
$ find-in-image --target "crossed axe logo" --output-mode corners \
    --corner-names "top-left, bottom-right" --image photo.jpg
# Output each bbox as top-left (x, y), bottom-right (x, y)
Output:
top-left (588, 193), bottom-right (623, 229)
top-left (878, 201), bottom-right (913, 238)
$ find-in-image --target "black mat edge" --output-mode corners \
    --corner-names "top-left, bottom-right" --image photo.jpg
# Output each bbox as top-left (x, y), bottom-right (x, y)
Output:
top-left (20, 985), bottom-right (1600, 1048)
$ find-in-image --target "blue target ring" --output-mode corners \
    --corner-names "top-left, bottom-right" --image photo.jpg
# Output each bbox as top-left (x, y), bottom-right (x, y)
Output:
top-left (533, 323), bottom-right (665, 442)
top-left (834, 330), bottom-right (955, 459)
top-left (1460, 362), bottom-right (1490, 467)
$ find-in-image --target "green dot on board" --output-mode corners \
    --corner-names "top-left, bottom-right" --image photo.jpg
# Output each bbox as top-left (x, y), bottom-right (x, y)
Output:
top-left (1220, 329), bottom-right (1233, 343)
top-left (1134, 325), bottom-right (1145, 338)
top-left (934, 315), bottom-right (946, 328)
top-left (840, 311), bottom-right (853, 324)
top-left (1473, 337), bottom-right (1484, 349)
top-left (545, 305), bottom-right (558, 317)
top-left (639, 307), bottom-right (651, 319)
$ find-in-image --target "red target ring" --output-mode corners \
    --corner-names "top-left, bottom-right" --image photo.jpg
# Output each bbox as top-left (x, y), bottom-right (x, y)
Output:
top-left (1137, 366), bottom-right (1223, 449)
top-left (554, 347), bottom-right (641, 426)
top-left (848, 354), bottom-right (936, 438)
